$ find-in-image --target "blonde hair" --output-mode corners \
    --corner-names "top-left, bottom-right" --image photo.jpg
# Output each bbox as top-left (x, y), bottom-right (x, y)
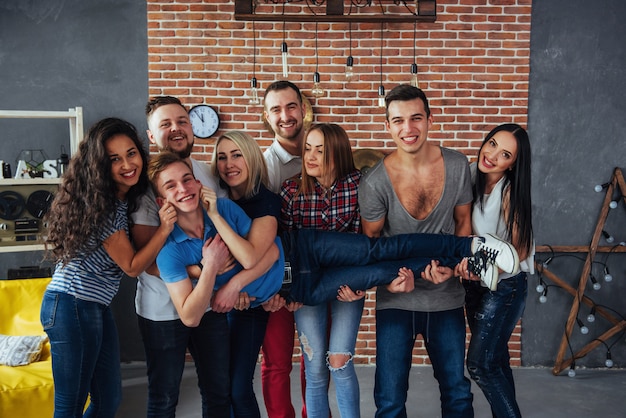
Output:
top-left (211, 130), bottom-right (270, 199)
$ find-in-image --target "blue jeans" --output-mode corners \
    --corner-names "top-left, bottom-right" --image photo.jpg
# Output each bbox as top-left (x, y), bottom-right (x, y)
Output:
top-left (374, 308), bottom-right (473, 418)
top-left (465, 272), bottom-right (527, 418)
top-left (228, 306), bottom-right (270, 418)
top-left (137, 311), bottom-right (231, 418)
top-left (283, 230), bottom-right (470, 305)
top-left (40, 291), bottom-right (122, 418)
top-left (295, 298), bottom-right (365, 418)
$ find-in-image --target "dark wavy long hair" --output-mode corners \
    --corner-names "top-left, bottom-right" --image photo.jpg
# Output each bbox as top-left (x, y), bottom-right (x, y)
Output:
top-left (44, 117), bottom-right (150, 264)
top-left (474, 123), bottom-right (533, 255)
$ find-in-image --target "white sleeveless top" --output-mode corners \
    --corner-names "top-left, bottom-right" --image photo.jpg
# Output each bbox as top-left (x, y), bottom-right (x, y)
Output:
top-left (471, 165), bottom-right (535, 282)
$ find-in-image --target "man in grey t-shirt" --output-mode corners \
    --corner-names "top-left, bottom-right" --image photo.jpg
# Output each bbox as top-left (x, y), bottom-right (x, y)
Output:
top-left (359, 84), bottom-right (474, 417)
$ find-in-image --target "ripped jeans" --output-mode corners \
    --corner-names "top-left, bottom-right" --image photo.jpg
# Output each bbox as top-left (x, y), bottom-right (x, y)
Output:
top-left (294, 297), bottom-right (365, 418)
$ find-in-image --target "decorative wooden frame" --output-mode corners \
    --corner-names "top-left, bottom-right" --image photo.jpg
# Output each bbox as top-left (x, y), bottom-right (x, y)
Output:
top-left (536, 167), bottom-right (626, 375)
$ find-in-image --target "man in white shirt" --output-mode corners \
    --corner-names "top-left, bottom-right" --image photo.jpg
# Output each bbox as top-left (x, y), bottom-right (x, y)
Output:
top-left (263, 80), bottom-right (305, 194)
top-left (260, 80), bottom-right (307, 418)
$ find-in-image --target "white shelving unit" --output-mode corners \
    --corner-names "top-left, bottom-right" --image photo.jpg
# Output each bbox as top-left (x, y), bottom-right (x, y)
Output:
top-left (0, 107), bottom-right (83, 252)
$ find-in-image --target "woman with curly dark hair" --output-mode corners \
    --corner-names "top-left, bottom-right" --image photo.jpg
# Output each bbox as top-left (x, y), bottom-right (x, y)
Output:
top-left (40, 117), bottom-right (175, 418)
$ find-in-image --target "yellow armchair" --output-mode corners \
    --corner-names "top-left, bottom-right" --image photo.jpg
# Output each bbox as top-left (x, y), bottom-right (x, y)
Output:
top-left (0, 278), bottom-right (54, 418)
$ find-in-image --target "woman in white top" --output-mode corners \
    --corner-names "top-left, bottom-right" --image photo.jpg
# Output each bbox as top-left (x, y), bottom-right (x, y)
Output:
top-left (465, 123), bottom-right (534, 418)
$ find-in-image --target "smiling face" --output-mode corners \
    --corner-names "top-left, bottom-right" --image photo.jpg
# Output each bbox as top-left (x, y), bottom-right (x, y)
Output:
top-left (216, 138), bottom-right (249, 199)
top-left (478, 130), bottom-right (518, 180)
top-left (304, 128), bottom-right (335, 187)
top-left (154, 160), bottom-right (201, 213)
top-left (106, 134), bottom-right (143, 199)
top-left (263, 88), bottom-right (305, 145)
top-left (147, 103), bottom-right (194, 158)
top-left (385, 97), bottom-right (433, 155)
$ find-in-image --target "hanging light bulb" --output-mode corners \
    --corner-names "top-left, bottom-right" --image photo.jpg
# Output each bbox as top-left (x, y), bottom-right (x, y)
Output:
top-left (542, 256), bottom-right (553, 268)
top-left (568, 362), bottom-right (576, 378)
top-left (539, 288), bottom-right (548, 304)
top-left (311, 22), bottom-right (324, 98)
top-left (604, 266), bottom-right (613, 282)
top-left (590, 274), bottom-right (601, 290)
top-left (281, 41), bottom-right (289, 79)
top-left (410, 63), bottom-right (420, 88)
top-left (345, 56), bottom-right (354, 82)
top-left (587, 306), bottom-right (596, 323)
top-left (594, 182), bottom-right (610, 192)
top-left (377, 22), bottom-right (386, 108)
top-left (605, 350), bottom-right (614, 368)
top-left (346, 22), bottom-right (355, 82)
top-left (312, 72), bottom-right (324, 98)
top-left (280, 6), bottom-right (288, 79)
top-left (535, 281), bottom-right (545, 293)
top-left (378, 85), bottom-right (386, 108)
top-left (609, 200), bottom-right (618, 209)
top-left (576, 318), bottom-right (589, 335)
top-left (248, 77), bottom-right (260, 105)
top-left (601, 230), bottom-right (615, 243)
top-left (247, 21), bottom-right (260, 105)
top-left (410, 22), bottom-right (419, 88)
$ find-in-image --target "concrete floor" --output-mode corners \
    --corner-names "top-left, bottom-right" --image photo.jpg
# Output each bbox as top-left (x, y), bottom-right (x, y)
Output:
top-left (118, 362), bottom-right (626, 417)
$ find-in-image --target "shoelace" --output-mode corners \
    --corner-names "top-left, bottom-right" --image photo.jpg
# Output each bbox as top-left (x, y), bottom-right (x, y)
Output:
top-left (468, 249), bottom-right (498, 276)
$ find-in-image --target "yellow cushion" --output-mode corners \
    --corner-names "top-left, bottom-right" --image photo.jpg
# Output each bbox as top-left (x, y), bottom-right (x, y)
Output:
top-left (0, 278), bottom-right (54, 418)
top-left (0, 360), bottom-right (54, 417)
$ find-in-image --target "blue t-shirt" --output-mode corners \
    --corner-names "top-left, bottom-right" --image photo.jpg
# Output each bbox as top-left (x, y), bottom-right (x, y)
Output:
top-left (156, 198), bottom-right (283, 307)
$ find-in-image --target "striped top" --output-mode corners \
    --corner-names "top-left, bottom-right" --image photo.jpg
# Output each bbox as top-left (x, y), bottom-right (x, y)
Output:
top-left (46, 200), bottom-right (129, 306)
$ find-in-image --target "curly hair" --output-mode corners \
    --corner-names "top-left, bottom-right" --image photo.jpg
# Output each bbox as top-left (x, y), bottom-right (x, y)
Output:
top-left (44, 118), bottom-right (150, 264)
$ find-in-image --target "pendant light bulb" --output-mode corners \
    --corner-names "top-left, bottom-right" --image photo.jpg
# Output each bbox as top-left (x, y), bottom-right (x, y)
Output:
top-left (345, 56), bottom-right (354, 82)
top-left (378, 85), bottom-right (386, 108)
top-left (248, 77), bottom-right (260, 105)
top-left (312, 72), bottom-right (324, 98)
top-left (281, 42), bottom-right (289, 78)
top-left (410, 63), bottom-right (419, 88)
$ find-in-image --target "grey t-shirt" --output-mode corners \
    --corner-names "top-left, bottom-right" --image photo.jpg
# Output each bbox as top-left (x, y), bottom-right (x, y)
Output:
top-left (358, 147), bottom-right (472, 312)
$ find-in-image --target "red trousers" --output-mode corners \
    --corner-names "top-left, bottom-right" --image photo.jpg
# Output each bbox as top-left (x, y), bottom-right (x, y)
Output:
top-left (261, 307), bottom-right (299, 418)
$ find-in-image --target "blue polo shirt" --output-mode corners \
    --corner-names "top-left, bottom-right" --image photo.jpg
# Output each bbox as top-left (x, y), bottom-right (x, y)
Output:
top-left (156, 198), bottom-right (283, 307)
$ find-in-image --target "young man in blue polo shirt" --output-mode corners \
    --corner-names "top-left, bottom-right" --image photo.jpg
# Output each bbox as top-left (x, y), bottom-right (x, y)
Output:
top-left (148, 151), bottom-right (283, 328)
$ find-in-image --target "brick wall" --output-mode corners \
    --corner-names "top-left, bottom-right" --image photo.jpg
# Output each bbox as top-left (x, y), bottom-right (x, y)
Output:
top-left (147, 0), bottom-right (531, 366)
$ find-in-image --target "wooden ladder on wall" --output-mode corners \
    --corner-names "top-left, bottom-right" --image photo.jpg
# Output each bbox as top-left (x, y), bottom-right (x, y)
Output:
top-left (535, 167), bottom-right (626, 375)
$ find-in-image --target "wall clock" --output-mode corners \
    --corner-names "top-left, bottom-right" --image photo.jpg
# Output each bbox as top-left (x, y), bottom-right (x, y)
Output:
top-left (188, 105), bottom-right (220, 138)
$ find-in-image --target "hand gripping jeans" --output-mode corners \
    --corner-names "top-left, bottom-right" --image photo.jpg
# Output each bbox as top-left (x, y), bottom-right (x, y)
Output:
top-left (374, 308), bottom-right (474, 418)
top-left (40, 291), bottom-right (122, 418)
top-left (281, 230), bottom-right (472, 306)
top-left (465, 272), bottom-right (527, 418)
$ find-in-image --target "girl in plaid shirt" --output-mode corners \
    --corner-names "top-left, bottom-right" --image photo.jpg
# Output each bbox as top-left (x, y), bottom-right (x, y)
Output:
top-left (280, 123), bottom-right (364, 418)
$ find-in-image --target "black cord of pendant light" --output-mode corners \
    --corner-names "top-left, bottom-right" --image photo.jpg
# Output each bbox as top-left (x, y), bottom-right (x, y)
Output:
top-left (378, 21), bottom-right (385, 107)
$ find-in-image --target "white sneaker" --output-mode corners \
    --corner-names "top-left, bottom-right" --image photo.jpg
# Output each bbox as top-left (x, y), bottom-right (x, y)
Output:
top-left (471, 234), bottom-right (520, 274)
top-left (467, 251), bottom-right (500, 291)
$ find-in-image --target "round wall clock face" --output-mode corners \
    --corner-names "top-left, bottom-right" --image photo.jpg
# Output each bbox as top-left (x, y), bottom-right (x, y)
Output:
top-left (188, 105), bottom-right (220, 138)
